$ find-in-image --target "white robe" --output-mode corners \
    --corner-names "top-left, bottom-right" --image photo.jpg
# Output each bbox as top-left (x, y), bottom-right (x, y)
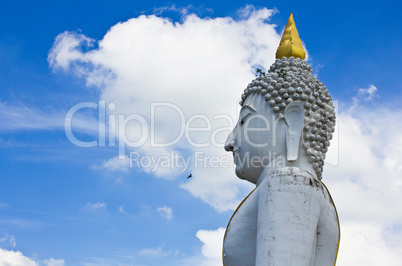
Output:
top-left (223, 167), bottom-right (340, 266)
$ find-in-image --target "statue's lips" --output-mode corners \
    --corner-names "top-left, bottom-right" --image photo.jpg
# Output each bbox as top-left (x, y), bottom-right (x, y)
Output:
top-left (232, 149), bottom-right (240, 163)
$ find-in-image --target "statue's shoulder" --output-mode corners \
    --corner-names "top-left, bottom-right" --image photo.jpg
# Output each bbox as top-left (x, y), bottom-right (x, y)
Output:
top-left (264, 167), bottom-right (319, 186)
top-left (259, 167), bottom-right (333, 201)
top-left (232, 187), bottom-right (259, 216)
top-left (223, 187), bottom-right (258, 265)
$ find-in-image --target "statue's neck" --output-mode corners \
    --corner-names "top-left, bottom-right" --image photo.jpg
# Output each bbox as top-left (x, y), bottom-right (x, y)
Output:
top-left (256, 166), bottom-right (317, 187)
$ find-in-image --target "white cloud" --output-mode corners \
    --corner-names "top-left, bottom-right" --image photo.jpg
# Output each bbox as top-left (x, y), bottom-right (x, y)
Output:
top-left (323, 100), bottom-right (402, 265)
top-left (91, 156), bottom-right (130, 172)
top-left (0, 248), bottom-right (38, 266)
top-left (182, 227), bottom-right (225, 266)
top-left (85, 202), bottom-right (106, 210)
top-left (117, 206), bottom-right (144, 218)
top-left (336, 222), bottom-right (402, 266)
top-left (156, 206), bottom-right (173, 220)
top-left (0, 101), bottom-right (99, 135)
top-left (80, 255), bottom-right (137, 266)
top-left (152, 4), bottom-right (205, 17)
top-left (0, 247), bottom-right (65, 266)
top-left (0, 234), bottom-right (16, 249)
top-left (351, 84), bottom-right (377, 110)
top-left (196, 227), bottom-right (225, 260)
top-left (138, 245), bottom-right (171, 257)
top-left (48, 31), bottom-right (94, 72)
top-left (117, 206), bottom-right (127, 215)
top-left (0, 102), bottom-right (63, 131)
top-left (358, 84), bottom-right (377, 100)
top-left (48, 5), bottom-right (281, 212)
top-left (325, 108), bottom-right (402, 224)
top-left (43, 258), bottom-right (65, 266)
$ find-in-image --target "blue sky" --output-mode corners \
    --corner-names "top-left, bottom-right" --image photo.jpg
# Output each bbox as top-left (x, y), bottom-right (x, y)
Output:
top-left (1, 0), bottom-right (401, 265)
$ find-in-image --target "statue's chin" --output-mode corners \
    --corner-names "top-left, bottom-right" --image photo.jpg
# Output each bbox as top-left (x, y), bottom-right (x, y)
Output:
top-left (235, 166), bottom-right (246, 180)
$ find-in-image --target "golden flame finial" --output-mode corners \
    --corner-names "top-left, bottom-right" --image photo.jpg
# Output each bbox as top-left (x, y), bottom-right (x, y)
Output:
top-left (276, 13), bottom-right (306, 60)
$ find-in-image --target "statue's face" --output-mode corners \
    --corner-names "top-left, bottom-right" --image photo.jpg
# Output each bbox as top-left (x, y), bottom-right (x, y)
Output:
top-left (225, 93), bottom-right (286, 184)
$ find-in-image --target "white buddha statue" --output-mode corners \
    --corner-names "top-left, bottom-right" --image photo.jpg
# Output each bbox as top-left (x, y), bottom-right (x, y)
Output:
top-left (223, 13), bottom-right (340, 266)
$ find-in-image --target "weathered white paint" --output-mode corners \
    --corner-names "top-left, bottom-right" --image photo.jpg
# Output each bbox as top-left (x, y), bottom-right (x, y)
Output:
top-left (223, 167), bottom-right (339, 266)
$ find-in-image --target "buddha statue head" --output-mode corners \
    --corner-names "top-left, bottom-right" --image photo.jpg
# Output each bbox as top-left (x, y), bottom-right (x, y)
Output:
top-left (224, 14), bottom-right (336, 184)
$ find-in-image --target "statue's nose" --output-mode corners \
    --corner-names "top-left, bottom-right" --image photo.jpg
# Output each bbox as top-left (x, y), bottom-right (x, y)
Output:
top-left (224, 139), bottom-right (235, 152)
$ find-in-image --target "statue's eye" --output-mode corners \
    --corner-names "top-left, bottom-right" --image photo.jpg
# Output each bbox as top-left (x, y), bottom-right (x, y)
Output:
top-left (239, 113), bottom-right (251, 126)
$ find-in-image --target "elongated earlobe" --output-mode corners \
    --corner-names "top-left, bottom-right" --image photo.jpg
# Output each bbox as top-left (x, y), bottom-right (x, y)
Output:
top-left (284, 102), bottom-right (305, 162)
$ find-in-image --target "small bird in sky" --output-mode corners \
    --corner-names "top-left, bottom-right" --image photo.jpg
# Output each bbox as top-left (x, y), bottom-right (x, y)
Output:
top-left (187, 173), bottom-right (192, 179)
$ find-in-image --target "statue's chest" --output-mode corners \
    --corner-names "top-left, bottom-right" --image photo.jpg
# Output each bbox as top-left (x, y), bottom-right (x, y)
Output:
top-left (223, 188), bottom-right (258, 265)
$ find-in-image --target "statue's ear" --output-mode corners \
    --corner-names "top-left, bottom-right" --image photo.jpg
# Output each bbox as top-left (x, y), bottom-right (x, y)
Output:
top-left (284, 101), bottom-right (305, 162)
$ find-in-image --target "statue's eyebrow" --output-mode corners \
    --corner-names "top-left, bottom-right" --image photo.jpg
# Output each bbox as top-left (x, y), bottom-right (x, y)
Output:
top-left (240, 105), bottom-right (256, 113)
